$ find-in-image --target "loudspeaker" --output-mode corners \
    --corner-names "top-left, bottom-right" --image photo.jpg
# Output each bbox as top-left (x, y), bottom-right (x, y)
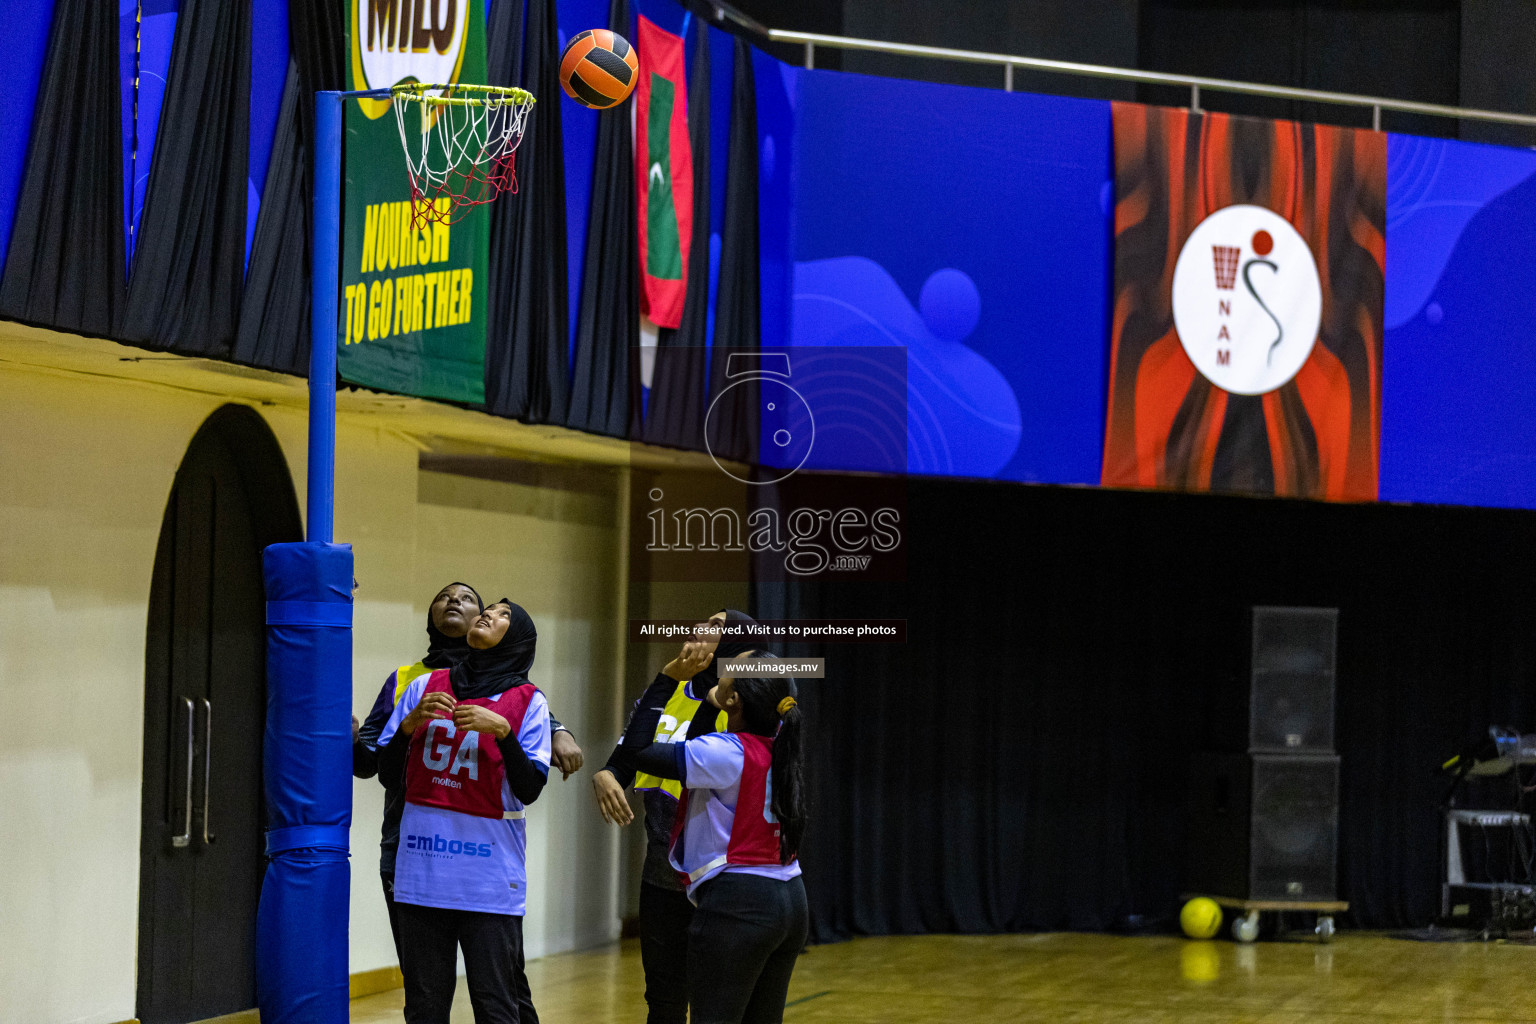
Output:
top-left (1248, 606), bottom-right (1337, 753)
top-left (1186, 752), bottom-right (1339, 901)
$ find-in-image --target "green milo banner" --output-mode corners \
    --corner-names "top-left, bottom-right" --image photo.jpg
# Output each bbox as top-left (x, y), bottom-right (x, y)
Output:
top-left (340, 0), bottom-right (488, 404)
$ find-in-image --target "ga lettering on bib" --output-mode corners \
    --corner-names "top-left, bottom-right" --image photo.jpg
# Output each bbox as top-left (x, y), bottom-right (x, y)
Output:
top-left (404, 668), bottom-right (538, 819)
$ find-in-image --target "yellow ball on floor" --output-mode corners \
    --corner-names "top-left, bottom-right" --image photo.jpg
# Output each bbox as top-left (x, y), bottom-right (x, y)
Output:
top-left (1180, 897), bottom-right (1223, 940)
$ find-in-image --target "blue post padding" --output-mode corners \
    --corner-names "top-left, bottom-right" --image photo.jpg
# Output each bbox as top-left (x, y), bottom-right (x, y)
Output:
top-left (266, 825), bottom-right (351, 856)
top-left (267, 601), bottom-right (353, 627)
top-left (257, 541), bottom-right (353, 1024)
top-left (257, 851), bottom-right (351, 1024)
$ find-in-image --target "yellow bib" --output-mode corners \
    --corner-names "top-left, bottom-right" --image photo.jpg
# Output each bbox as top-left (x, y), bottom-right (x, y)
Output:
top-left (393, 661), bottom-right (434, 704)
top-left (634, 680), bottom-right (728, 799)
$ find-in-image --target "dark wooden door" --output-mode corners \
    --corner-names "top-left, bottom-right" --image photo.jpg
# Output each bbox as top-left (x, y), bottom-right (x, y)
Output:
top-left (138, 408), bottom-right (299, 1024)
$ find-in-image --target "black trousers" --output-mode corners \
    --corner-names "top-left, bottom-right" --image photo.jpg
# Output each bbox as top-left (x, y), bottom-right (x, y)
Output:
top-left (639, 882), bottom-right (695, 1024)
top-left (396, 902), bottom-right (538, 1024)
top-left (687, 873), bottom-right (808, 1024)
top-left (382, 873), bottom-right (404, 967)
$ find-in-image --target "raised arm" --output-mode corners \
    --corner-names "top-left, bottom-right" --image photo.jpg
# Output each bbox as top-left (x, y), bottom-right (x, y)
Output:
top-left (633, 733), bottom-right (745, 789)
top-left (629, 738), bottom-right (687, 781)
top-left (601, 671), bottom-right (688, 788)
top-left (593, 644), bottom-right (715, 824)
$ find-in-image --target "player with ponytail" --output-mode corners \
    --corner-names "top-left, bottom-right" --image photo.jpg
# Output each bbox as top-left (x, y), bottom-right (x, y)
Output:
top-left (733, 676), bottom-right (805, 866)
top-left (628, 645), bottom-right (809, 1024)
top-left (594, 609), bottom-right (759, 1024)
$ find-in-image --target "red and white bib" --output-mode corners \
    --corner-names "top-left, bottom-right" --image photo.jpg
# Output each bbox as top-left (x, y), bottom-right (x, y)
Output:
top-left (404, 669), bottom-right (538, 819)
top-left (669, 732), bottom-right (788, 892)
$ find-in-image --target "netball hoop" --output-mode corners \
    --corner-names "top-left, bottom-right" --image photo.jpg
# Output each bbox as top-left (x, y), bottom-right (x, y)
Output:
top-left (390, 82), bottom-right (536, 227)
top-left (267, 74), bottom-right (535, 1024)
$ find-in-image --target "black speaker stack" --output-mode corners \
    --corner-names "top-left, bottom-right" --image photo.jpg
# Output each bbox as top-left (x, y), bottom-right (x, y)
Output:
top-left (1187, 607), bottom-right (1341, 902)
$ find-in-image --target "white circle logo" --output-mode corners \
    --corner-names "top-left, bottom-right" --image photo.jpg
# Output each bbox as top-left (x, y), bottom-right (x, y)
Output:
top-left (704, 378), bottom-right (816, 485)
top-left (1171, 205), bottom-right (1321, 396)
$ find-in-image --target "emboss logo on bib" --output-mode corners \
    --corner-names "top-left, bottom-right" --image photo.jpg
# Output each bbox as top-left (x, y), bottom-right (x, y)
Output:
top-left (1171, 205), bottom-right (1321, 396)
top-left (405, 833), bottom-right (493, 857)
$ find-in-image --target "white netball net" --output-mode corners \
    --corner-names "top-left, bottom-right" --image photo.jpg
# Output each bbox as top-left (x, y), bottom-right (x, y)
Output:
top-left (391, 83), bottom-right (535, 227)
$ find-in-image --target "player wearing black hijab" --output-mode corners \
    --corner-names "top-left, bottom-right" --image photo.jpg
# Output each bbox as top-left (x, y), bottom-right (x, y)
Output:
top-left (353, 583), bottom-right (581, 965)
top-left (592, 609), bottom-right (762, 1024)
top-left (353, 582), bottom-right (480, 960)
top-left (378, 599), bottom-right (553, 1024)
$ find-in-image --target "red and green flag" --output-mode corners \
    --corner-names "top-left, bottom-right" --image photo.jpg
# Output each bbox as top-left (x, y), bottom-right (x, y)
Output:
top-left (634, 16), bottom-right (694, 329)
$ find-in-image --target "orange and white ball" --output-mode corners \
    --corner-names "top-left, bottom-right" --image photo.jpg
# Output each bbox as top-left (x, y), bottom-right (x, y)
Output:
top-left (559, 30), bottom-right (638, 110)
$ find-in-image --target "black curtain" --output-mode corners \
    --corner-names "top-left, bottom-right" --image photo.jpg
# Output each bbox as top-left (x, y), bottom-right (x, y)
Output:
top-left (1138, 0), bottom-right (1460, 137)
top-left (486, 0), bottom-right (570, 423)
top-left (703, 37), bottom-right (759, 463)
top-left (120, 0), bottom-right (252, 355)
top-left (233, 0), bottom-right (345, 374)
top-left (566, 0), bottom-right (638, 438)
top-left (233, 60), bottom-right (309, 374)
top-left (756, 480), bottom-right (1536, 942)
top-left (285, 0), bottom-right (347, 156)
top-left (0, 0), bottom-right (125, 336)
top-left (1461, 0), bottom-right (1536, 147)
top-left (641, 24), bottom-right (712, 451)
top-left (839, 0), bottom-right (1131, 97)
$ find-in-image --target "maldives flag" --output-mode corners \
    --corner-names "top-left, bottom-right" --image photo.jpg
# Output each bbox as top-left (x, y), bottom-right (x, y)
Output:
top-left (634, 16), bottom-right (694, 329)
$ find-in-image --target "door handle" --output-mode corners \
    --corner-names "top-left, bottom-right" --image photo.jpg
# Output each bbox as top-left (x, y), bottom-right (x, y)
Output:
top-left (201, 698), bottom-right (215, 845)
top-left (173, 697), bottom-right (193, 848)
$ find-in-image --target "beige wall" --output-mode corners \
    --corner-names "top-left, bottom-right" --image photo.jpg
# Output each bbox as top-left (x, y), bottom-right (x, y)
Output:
top-left (0, 368), bottom-right (220, 1024)
top-left (0, 359), bottom-right (627, 1023)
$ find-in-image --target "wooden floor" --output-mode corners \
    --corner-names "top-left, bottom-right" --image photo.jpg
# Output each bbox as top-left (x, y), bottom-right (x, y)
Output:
top-left (349, 932), bottom-right (1536, 1023)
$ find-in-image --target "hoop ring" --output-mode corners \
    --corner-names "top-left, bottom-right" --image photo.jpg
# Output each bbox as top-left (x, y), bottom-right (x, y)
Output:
top-left (391, 82), bottom-right (535, 108)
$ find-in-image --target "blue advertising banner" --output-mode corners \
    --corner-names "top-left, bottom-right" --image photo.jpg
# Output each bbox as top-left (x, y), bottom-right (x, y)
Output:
top-left (761, 61), bottom-right (1114, 484)
top-left (557, 0), bottom-right (607, 358)
top-left (249, 0), bottom-right (290, 267)
top-left (1380, 135), bottom-right (1536, 509)
top-left (0, 0), bottom-right (56, 281)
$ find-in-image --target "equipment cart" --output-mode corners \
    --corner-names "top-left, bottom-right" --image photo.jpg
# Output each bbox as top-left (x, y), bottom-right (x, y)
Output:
top-left (1186, 893), bottom-right (1348, 943)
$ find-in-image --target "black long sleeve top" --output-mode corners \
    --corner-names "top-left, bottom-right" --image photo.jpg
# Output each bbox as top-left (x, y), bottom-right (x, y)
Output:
top-left (603, 670), bottom-right (720, 890)
top-left (629, 738), bottom-right (687, 782)
top-left (602, 671), bottom-right (714, 786)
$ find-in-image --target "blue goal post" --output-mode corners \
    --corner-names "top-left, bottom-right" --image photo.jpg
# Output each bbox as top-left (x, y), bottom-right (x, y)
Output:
top-left (254, 89), bottom-right (353, 1024)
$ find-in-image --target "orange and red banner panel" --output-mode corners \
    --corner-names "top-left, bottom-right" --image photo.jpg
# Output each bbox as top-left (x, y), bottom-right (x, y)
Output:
top-left (1102, 104), bottom-right (1386, 500)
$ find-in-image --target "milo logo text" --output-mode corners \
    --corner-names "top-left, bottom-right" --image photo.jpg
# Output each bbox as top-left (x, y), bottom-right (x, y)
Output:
top-left (366, 0), bottom-right (460, 53)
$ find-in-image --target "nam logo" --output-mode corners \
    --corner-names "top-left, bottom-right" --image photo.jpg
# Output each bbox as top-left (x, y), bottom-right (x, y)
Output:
top-left (1171, 204), bottom-right (1322, 396)
top-left (351, 0), bottom-right (469, 119)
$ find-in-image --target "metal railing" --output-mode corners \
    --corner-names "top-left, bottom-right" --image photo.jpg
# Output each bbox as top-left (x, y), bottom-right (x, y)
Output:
top-left (694, 10), bottom-right (1536, 134)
